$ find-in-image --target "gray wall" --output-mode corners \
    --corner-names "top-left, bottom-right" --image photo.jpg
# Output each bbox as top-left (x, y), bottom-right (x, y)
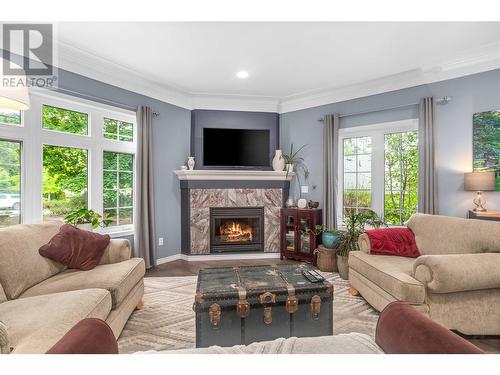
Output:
top-left (280, 69), bottom-right (500, 218)
top-left (56, 69), bottom-right (191, 259)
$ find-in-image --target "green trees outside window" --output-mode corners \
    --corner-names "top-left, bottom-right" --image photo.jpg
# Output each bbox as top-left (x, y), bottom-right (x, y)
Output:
top-left (42, 145), bottom-right (88, 220)
top-left (384, 131), bottom-right (419, 225)
top-left (104, 118), bottom-right (133, 142)
top-left (0, 109), bottom-right (21, 126)
top-left (42, 105), bottom-right (88, 135)
top-left (343, 136), bottom-right (372, 213)
top-left (103, 151), bottom-right (134, 226)
top-left (0, 140), bottom-right (21, 227)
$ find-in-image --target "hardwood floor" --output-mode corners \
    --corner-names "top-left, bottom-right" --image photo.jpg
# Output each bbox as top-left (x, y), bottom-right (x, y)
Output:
top-left (146, 258), bottom-right (299, 277)
top-left (146, 259), bottom-right (500, 354)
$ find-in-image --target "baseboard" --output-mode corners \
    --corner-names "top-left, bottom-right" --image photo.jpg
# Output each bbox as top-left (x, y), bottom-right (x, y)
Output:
top-left (156, 252), bottom-right (280, 264)
top-left (156, 254), bottom-right (183, 265)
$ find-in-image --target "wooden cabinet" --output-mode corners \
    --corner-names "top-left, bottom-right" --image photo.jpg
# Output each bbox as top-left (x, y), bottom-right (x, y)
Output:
top-left (280, 208), bottom-right (322, 265)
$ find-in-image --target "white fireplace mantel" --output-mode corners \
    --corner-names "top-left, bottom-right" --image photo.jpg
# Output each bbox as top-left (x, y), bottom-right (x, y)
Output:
top-left (174, 169), bottom-right (295, 181)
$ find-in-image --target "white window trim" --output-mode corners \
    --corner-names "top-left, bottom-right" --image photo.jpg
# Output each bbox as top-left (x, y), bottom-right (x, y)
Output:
top-left (337, 119), bottom-right (418, 225)
top-left (0, 89), bottom-right (137, 236)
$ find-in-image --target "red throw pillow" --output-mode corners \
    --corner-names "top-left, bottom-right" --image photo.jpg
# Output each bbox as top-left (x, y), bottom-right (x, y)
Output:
top-left (39, 224), bottom-right (110, 270)
top-left (366, 227), bottom-right (420, 257)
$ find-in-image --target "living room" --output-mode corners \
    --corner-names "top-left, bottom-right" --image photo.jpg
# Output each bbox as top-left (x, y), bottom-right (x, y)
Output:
top-left (1, 1), bottom-right (500, 373)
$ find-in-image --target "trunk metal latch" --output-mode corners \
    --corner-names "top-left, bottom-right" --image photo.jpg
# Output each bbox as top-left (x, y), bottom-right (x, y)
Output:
top-left (209, 303), bottom-right (221, 329)
top-left (259, 291), bottom-right (276, 325)
top-left (310, 295), bottom-right (321, 320)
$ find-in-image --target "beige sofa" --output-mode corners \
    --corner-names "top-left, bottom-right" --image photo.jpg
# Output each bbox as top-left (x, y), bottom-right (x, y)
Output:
top-left (0, 221), bottom-right (145, 354)
top-left (350, 213), bottom-right (500, 335)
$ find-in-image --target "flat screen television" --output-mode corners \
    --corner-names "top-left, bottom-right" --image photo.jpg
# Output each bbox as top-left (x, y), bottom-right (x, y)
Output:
top-left (203, 128), bottom-right (270, 167)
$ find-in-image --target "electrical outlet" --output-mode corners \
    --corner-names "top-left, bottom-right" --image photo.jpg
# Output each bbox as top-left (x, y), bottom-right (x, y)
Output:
top-left (158, 237), bottom-right (164, 246)
top-left (301, 185), bottom-right (309, 194)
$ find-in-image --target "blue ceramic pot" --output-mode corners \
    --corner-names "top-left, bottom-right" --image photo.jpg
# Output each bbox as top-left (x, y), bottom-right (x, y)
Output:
top-left (322, 232), bottom-right (340, 249)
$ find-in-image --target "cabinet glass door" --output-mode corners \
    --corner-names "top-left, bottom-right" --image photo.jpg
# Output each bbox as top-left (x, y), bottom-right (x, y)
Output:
top-left (299, 216), bottom-right (311, 254)
top-left (285, 213), bottom-right (296, 253)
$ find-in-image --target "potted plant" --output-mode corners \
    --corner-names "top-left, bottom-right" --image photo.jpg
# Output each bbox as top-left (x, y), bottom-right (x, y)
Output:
top-left (283, 143), bottom-right (307, 177)
top-left (313, 224), bottom-right (340, 249)
top-left (335, 209), bottom-right (384, 279)
top-left (64, 208), bottom-right (115, 231)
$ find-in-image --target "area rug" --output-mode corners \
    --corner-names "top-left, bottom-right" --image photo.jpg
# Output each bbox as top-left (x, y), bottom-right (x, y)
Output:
top-left (117, 273), bottom-right (379, 353)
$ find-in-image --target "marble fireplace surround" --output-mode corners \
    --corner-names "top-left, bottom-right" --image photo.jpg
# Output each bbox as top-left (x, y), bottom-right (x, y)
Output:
top-left (177, 174), bottom-right (291, 255)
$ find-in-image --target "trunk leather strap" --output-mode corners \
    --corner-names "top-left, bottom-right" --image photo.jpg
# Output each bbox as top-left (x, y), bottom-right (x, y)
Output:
top-left (234, 267), bottom-right (250, 318)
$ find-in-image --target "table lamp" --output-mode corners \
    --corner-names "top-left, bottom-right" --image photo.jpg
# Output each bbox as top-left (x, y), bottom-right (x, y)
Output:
top-left (464, 172), bottom-right (496, 212)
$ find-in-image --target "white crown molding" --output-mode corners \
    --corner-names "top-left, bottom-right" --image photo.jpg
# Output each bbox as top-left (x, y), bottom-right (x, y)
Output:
top-left (279, 41), bottom-right (500, 113)
top-left (56, 40), bottom-right (500, 114)
top-left (57, 41), bottom-right (193, 110)
top-left (191, 93), bottom-right (280, 113)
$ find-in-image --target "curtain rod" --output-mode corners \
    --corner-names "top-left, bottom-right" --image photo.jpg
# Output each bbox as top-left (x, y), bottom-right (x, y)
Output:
top-left (317, 96), bottom-right (451, 122)
top-left (51, 87), bottom-right (160, 117)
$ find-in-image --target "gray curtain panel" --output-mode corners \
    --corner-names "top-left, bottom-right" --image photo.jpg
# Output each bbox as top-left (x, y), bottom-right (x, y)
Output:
top-left (323, 114), bottom-right (340, 228)
top-left (418, 97), bottom-right (438, 214)
top-left (134, 106), bottom-right (157, 268)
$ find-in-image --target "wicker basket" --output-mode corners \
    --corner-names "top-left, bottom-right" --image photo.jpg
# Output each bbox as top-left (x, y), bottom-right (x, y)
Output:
top-left (315, 245), bottom-right (338, 272)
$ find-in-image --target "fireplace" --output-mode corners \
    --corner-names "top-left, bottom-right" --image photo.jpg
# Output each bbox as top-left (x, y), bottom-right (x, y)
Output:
top-left (209, 207), bottom-right (264, 253)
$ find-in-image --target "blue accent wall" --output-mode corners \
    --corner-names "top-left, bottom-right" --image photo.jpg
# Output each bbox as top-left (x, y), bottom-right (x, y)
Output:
top-left (55, 69), bottom-right (191, 259)
top-left (280, 69), bottom-right (500, 218)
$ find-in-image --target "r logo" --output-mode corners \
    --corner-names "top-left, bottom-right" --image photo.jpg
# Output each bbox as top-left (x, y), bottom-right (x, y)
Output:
top-left (2, 24), bottom-right (53, 76)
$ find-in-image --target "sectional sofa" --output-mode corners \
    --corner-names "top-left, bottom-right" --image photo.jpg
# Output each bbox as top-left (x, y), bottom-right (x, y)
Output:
top-left (0, 221), bottom-right (145, 354)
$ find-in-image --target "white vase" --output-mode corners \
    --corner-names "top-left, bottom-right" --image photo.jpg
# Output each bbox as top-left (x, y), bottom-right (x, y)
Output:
top-left (285, 163), bottom-right (294, 174)
top-left (187, 157), bottom-right (195, 170)
top-left (297, 198), bottom-right (307, 209)
top-left (272, 150), bottom-right (285, 171)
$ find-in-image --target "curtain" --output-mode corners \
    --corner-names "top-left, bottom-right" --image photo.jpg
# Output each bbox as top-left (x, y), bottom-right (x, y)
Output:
top-left (323, 114), bottom-right (340, 228)
top-left (134, 106), bottom-right (157, 268)
top-left (418, 97), bottom-right (438, 214)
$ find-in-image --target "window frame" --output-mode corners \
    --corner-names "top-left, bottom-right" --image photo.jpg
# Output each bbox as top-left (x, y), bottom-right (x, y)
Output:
top-left (337, 119), bottom-right (419, 226)
top-left (0, 90), bottom-right (137, 236)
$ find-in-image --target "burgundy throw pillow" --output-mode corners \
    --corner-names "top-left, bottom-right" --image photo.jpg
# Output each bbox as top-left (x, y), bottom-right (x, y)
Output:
top-left (39, 224), bottom-right (110, 270)
top-left (366, 227), bottom-right (420, 258)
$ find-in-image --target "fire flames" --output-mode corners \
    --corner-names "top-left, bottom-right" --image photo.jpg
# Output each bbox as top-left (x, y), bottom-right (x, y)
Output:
top-left (219, 221), bottom-right (253, 242)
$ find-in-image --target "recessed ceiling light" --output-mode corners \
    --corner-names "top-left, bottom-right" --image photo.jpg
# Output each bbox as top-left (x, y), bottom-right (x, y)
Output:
top-left (236, 70), bottom-right (249, 79)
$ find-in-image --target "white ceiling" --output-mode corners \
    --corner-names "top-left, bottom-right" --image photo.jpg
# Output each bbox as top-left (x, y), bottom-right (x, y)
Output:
top-left (55, 22), bottom-right (500, 112)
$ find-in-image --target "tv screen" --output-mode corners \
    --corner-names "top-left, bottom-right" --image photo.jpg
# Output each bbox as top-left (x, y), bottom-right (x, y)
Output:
top-left (203, 128), bottom-right (270, 167)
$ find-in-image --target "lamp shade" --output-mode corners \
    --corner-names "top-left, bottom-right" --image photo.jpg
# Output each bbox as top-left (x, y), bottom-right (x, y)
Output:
top-left (464, 172), bottom-right (496, 191)
top-left (0, 58), bottom-right (30, 110)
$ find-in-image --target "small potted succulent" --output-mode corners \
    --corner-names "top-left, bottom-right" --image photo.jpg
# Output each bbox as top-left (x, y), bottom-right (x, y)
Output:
top-left (64, 208), bottom-right (115, 231)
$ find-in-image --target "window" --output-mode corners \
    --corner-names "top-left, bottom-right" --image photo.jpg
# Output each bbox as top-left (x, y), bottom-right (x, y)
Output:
top-left (0, 109), bottom-right (21, 126)
top-left (103, 151), bottom-right (134, 226)
top-left (0, 91), bottom-right (136, 233)
top-left (0, 140), bottom-right (21, 227)
top-left (343, 136), bottom-right (372, 213)
top-left (338, 120), bottom-right (418, 225)
top-left (42, 105), bottom-right (88, 135)
top-left (104, 118), bottom-right (134, 142)
top-left (42, 145), bottom-right (88, 220)
top-left (384, 132), bottom-right (419, 225)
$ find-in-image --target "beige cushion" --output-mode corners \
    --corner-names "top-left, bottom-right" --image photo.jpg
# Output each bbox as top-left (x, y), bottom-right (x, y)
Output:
top-left (0, 221), bottom-right (65, 299)
top-left (349, 251), bottom-right (425, 304)
top-left (21, 258), bottom-right (145, 308)
top-left (0, 289), bottom-right (111, 354)
top-left (407, 214), bottom-right (500, 255)
top-left (414, 253), bottom-right (500, 293)
top-left (98, 239), bottom-right (131, 265)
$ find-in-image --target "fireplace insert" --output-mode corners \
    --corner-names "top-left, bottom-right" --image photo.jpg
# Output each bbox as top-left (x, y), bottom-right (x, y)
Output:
top-left (209, 207), bottom-right (264, 253)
